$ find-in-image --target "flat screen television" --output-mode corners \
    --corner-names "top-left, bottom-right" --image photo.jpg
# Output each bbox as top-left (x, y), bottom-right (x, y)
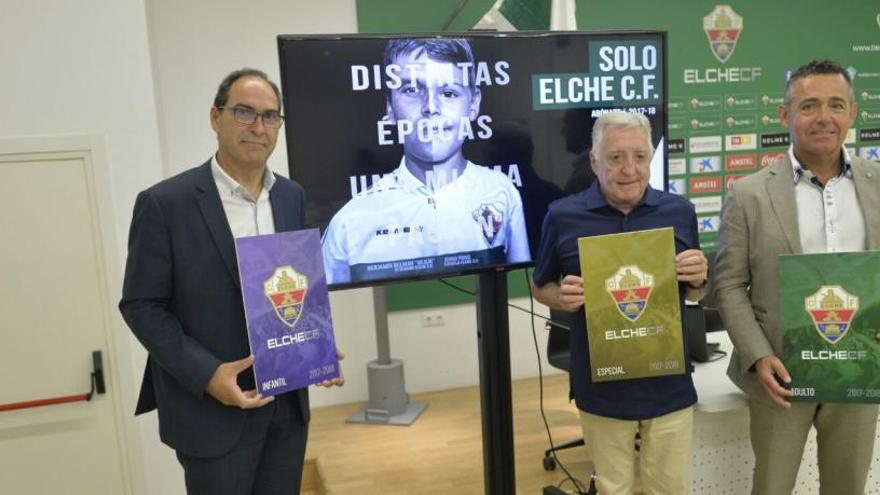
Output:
top-left (278, 31), bottom-right (668, 290)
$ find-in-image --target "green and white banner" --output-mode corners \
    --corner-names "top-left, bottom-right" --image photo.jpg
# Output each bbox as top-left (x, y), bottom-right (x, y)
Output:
top-left (582, 1), bottom-right (880, 250)
top-left (579, 227), bottom-right (685, 382)
top-left (780, 252), bottom-right (880, 403)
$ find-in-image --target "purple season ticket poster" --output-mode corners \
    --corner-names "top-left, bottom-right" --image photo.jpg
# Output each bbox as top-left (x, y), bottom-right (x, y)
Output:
top-left (234, 228), bottom-right (339, 396)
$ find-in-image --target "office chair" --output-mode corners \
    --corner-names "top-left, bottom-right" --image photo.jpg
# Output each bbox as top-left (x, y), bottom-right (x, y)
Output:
top-left (543, 308), bottom-right (585, 471)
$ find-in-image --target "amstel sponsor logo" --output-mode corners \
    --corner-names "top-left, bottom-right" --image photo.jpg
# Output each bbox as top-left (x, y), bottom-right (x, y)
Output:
top-left (725, 154), bottom-right (757, 171)
top-left (689, 175), bottom-right (723, 194)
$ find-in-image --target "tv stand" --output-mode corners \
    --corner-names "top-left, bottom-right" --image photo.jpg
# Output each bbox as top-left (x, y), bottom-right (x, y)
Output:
top-left (475, 271), bottom-right (515, 494)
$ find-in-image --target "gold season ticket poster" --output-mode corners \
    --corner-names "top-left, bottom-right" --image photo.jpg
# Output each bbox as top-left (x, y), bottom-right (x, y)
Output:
top-left (579, 227), bottom-right (685, 382)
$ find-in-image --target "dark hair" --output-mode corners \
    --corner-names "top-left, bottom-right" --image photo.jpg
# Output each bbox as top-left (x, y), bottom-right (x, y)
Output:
top-left (213, 68), bottom-right (282, 110)
top-left (383, 38), bottom-right (477, 90)
top-left (784, 59), bottom-right (853, 105)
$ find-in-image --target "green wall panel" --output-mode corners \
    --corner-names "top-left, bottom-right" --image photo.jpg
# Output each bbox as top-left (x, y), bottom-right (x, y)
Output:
top-left (578, 0), bottom-right (880, 250)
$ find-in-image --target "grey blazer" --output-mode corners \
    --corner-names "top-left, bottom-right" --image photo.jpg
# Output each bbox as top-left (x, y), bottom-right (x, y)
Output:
top-left (713, 153), bottom-right (880, 401)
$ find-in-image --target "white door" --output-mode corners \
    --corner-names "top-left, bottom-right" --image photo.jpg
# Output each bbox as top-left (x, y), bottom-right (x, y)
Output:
top-left (0, 139), bottom-right (130, 494)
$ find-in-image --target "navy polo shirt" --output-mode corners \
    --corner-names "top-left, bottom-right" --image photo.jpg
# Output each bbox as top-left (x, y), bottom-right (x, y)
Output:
top-left (533, 182), bottom-right (699, 420)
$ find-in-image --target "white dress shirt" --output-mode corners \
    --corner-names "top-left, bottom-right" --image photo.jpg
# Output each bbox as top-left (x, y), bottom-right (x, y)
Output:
top-left (789, 146), bottom-right (865, 254)
top-left (211, 156), bottom-right (276, 238)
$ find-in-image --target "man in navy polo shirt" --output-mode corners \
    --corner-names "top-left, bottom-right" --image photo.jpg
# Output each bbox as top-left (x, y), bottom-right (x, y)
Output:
top-left (532, 111), bottom-right (709, 495)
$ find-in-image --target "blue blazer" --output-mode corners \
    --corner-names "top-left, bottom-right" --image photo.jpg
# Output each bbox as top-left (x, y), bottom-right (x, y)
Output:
top-left (120, 160), bottom-right (309, 457)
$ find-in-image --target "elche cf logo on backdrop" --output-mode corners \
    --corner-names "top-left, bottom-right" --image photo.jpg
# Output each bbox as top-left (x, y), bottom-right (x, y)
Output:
top-left (804, 285), bottom-right (859, 344)
top-left (606, 265), bottom-right (654, 322)
top-left (703, 5), bottom-right (743, 64)
top-left (264, 266), bottom-right (308, 327)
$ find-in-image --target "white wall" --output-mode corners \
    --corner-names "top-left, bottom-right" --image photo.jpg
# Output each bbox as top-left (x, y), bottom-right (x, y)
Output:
top-left (1, 1), bottom-right (560, 494)
top-left (387, 297), bottom-right (560, 391)
top-left (146, 0), bottom-right (358, 178)
top-left (1, 1), bottom-right (164, 493)
top-left (1, 0), bottom-right (163, 253)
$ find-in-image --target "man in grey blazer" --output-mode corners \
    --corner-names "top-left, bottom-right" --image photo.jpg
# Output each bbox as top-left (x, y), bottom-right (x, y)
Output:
top-left (714, 59), bottom-right (880, 494)
top-left (120, 68), bottom-right (343, 494)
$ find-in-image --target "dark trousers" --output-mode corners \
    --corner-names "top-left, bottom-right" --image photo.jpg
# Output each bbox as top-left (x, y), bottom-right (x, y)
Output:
top-left (177, 395), bottom-right (308, 495)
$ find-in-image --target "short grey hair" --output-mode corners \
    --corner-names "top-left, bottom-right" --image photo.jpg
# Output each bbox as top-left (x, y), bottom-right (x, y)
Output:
top-left (783, 59), bottom-right (853, 106)
top-left (591, 111), bottom-right (654, 156)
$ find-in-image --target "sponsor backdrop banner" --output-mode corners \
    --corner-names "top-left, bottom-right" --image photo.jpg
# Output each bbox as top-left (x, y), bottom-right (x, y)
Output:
top-left (235, 229), bottom-right (339, 396)
top-left (578, 227), bottom-right (685, 382)
top-left (580, 1), bottom-right (880, 250)
top-left (780, 252), bottom-right (880, 403)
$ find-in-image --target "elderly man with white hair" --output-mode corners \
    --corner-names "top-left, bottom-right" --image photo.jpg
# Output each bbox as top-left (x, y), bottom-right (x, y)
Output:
top-left (532, 111), bottom-right (708, 495)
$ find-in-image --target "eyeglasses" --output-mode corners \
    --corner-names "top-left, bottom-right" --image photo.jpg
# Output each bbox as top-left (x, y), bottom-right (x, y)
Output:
top-left (217, 106), bottom-right (284, 128)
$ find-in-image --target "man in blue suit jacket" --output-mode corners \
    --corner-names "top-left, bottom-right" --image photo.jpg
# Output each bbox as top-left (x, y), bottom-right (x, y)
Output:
top-left (120, 68), bottom-right (343, 495)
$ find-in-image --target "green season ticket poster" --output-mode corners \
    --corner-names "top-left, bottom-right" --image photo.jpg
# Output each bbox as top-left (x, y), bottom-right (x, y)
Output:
top-left (780, 252), bottom-right (880, 403)
top-left (579, 227), bottom-right (685, 382)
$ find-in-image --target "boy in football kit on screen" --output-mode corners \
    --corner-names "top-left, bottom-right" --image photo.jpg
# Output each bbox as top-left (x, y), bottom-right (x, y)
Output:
top-left (321, 38), bottom-right (530, 285)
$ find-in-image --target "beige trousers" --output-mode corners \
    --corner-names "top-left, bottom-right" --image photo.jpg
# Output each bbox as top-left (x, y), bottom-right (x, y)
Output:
top-left (748, 399), bottom-right (878, 495)
top-left (579, 406), bottom-right (693, 495)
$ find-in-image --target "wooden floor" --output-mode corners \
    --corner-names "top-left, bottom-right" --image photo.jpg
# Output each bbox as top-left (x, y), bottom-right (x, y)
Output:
top-left (305, 373), bottom-right (594, 494)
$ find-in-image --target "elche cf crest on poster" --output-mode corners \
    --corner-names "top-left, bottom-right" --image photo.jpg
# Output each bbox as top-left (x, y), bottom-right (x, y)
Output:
top-left (780, 252), bottom-right (880, 403)
top-left (606, 265), bottom-right (655, 322)
top-left (235, 229), bottom-right (339, 396)
top-left (264, 266), bottom-right (308, 328)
